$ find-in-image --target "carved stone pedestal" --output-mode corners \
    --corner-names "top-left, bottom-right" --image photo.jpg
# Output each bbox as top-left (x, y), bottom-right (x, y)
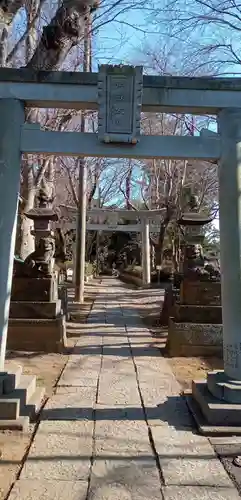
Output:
top-left (167, 280), bottom-right (223, 357)
top-left (8, 274), bottom-right (66, 353)
top-left (11, 276), bottom-right (58, 302)
top-left (180, 280), bottom-right (221, 306)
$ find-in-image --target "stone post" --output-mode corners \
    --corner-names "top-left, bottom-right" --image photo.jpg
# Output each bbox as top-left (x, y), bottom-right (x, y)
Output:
top-left (142, 219), bottom-right (151, 285)
top-left (217, 108), bottom-right (241, 382)
top-left (72, 241), bottom-right (76, 284)
top-left (74, 159), bottom-right (87, 303)
top-left (0, 99), bottom-right (24, 371)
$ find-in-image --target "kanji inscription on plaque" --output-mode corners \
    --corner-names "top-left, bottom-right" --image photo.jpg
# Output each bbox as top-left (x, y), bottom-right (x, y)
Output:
top-left (106, 212), bottom-right (118, 229)
top-left (98, 65), bottom-right (143, 144)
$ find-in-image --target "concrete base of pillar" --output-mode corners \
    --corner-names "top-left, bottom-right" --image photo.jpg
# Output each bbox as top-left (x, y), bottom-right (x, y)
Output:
top-left (186, 376), bottom-right (241, 435)
top-left (208, 370), bottom-right (241, 404)
top-left (0, 363), bottom-right (45, 431)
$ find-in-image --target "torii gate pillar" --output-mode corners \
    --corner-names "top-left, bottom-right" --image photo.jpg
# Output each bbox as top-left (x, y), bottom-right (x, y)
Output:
top-left (217, 108), bottom-right (241, 384)
top-left (189, 108), bottom-right (241, 432)
top-left (0, 99), bottom-right (24, 371)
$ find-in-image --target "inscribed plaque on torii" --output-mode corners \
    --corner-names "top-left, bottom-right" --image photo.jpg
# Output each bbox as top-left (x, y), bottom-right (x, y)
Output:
top-left (98, 65), bottom-right (143, 144)
top-left (106, 212), bottom-right (118, 229)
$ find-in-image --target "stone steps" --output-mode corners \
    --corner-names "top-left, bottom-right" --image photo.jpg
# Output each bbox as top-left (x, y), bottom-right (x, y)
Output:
top-left (0, 398), bottom-right (20, 419)
top-left (22, 386), bottom-right (45, 420)
top-left (0, 363), bottom-right (45, 430)
top-left (4, 375), bottom-right (37, 411)
top-left (2, 363), bottom-right (22, 393)
top-left (0, 416), bottom-right (29, 431)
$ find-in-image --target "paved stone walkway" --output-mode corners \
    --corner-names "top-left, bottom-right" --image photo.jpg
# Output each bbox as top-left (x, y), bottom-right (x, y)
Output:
top-left (9, 279), bottom-right (240, 499)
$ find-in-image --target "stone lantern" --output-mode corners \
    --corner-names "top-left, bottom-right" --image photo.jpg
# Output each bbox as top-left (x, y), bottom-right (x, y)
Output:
top-left (178, 212), bottom-right (214, 279)
top-left (167, 197), bottom-right (222, 358)
top-left (9, 185), bottom-right (66, 354)
top-left (24, 186), bottom-right (58, 276)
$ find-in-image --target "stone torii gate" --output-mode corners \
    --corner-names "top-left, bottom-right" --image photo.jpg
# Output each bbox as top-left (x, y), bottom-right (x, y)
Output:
top-left (58, 205), bottom-right (163, 285)
top-left (1, 65), bottom-right (241, 429)
top-left (87, 209), bottom-right (163, 285)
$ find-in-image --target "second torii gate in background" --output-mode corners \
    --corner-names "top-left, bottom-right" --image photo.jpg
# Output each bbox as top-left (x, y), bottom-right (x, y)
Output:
top-left (58, 205), bottom-right (164, 286)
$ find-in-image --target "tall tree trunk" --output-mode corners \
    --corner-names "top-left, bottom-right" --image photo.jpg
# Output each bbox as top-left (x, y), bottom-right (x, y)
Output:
top-left (0, 24), bottom-right (8, 66)
top-left (26, 0), bottom-right (98, 70)
top-left (18, 156), bottom-right (51, 259)
top-left (151, 208), bottom-right (172, 266)
top-left (126, 164), bottom-right (132, 210)
top-left (22, 0), bottom-right (98, 255)
top-left (2, 0), bottom-right (99, 258)
top-left (154, 222), bottom-right (167, 266)
top-left (25, 0), bottom-right (40, 63)
top-left (74, 8), bottom-right (91, 301)
top-left (19, 160), bottom-right (36, 259)
top-left (15, 0), bottom-right (41, 259)
top-left (45, 157), bottom-right (55, 199)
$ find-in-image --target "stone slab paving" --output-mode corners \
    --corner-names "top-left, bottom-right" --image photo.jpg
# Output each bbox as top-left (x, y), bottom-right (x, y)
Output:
top-left (8, 480), bottom-right (89, 500)
top-left (9, 279), bottom-right (241, 499)
top-left (210, 436), bottom-right (241, 496)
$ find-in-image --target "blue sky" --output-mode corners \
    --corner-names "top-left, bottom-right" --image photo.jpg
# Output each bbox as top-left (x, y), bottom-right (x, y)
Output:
top-left (93, 7), bottom-right (158, 67)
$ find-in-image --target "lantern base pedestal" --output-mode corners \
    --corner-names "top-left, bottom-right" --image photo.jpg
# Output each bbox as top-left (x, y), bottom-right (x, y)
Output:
top-left (167, 279), bottom-right (223, 357)
top-left (11, 276), bottom-right (58, 302)
top-left (167, 319), bottom-right (223, 357)
top-left (7, 317), bottom-right (66, 353)
top-left (9, 274), bottom-right (67, 353)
